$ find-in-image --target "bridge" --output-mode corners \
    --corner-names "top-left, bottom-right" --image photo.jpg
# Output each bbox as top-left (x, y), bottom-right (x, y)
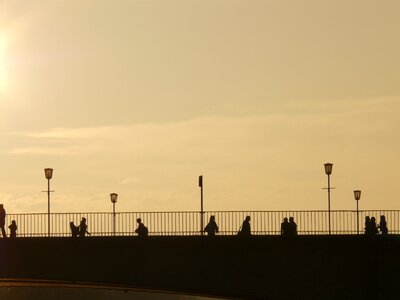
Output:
top-left (1, 210), bottom-right (400, 299)
top-left (1, 235), bottom-right (399, 299)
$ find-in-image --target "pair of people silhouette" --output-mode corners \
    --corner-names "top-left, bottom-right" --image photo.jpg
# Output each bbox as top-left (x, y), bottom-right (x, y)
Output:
top-left (70, 218), bottom-right (90, 237)
top-left (365, 215), bottom-right (388, 235)
top-left (281, 217), bottom-right (297, 236)
top-left (204, 215), bottom-right (252, 236)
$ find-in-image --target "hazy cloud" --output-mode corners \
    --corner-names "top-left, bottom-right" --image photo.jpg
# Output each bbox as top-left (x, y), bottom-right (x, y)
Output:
top-left (2, 97), bottom-right (400, 213)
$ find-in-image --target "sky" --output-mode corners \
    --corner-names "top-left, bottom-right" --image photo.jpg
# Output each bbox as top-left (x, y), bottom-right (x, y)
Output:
top-left (0, 0), bottom-right (400, 214)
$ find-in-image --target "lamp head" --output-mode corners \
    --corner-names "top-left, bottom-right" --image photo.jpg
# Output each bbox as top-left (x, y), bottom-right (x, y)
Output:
top-left (44, 168), bottom-right (53, 179)
top-left (324, 163), bottom-right (333, 175)
top-left (110, 193), bottom-right (118, 203)
top-left (354, 190), bottom-right (361, 201)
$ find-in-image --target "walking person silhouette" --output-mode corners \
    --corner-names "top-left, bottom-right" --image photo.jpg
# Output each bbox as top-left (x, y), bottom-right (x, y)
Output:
top-left (238, 216), bottom-right (251, 236)
top-left (8, 220), bottom-right (17, 238)
top-left (364, 216), bottom-right (371, 235)
top-left (379, 215), bottom-right (388, 235)
top-left (78, 217), bottom-right (90, 237)
top-left (0, 204), bottom-right (6, 238)
top-left (70, 221), bottom-right (79, 237)
top-left (289, 217), bottom-right (297, 236)
top-left (369, 217), bottom-right (378, 235)
top-left (204, 215), bottom-right (219, 236)
top-left (281, 217), bottom-right (290, 236)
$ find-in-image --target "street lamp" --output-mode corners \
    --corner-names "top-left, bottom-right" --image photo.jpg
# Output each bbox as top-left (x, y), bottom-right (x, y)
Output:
top-left (110, 193), bottom-right (118, 236)
top-left (44, 168), bottom-right (53, 237)
top-left (324, 163), bottom-right (333, 235)
top-left (354, 190), bottom-right (361, 234)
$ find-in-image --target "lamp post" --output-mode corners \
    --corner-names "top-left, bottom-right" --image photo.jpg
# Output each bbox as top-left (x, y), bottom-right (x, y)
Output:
top-left (44, 168), bottom-right (53, 237)
top-left (354, 190), bottom-right (361, 234)
top-left (324, 163), bottom-right (333, 235)
top-left (110, 193), bottom-right (118, 236)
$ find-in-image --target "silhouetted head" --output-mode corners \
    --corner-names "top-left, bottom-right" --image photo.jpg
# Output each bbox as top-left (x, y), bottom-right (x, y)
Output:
top-left (283, 217), bottom-right (288, 222)
top-left (380, 215), bottom-right (386, 221)
top-left (289, 217), bottom-right (294, 222)
top-left (81, 217), bottom-right (86, 223)
top-left (11, 220), bottom-right (16, 225)
top-left (365, 216), bottom-right (370, 222)
top-left (137, 218), bottom-right (142, 224)
top-left (210, 215), bottom-right (215, 222)
top-left (371, 217), bottom-right (376, 223)
top-left (245, 216), bottom-right (251, 222)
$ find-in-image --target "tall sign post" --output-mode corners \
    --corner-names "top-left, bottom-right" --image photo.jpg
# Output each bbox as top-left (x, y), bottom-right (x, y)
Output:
top-left (199, 175), bottom-right (204, 236)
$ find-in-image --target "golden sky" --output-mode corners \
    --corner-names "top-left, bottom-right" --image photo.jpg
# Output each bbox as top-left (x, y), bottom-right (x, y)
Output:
top-left (0, 0), bottom-right (400, 213)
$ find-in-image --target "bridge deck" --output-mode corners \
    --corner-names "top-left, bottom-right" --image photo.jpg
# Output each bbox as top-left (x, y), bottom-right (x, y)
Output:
top-left (1, 235), bottom-right (399, 299)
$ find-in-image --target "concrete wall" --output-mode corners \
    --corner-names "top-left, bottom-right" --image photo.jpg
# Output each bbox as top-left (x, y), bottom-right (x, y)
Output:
top-left (0, 235), bottom-right (399, 299)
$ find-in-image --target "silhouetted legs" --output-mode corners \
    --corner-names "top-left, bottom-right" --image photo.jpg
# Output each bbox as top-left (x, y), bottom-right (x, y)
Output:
top-left (0, 226), bottom-right (6, 238)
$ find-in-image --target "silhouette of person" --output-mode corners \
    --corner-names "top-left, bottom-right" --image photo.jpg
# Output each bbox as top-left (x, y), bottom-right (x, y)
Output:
top-left (204, 215), bottom-right (219, 236)
top-left (364, 216), bottom-right (371, 235)
top-left (8, 220), bottom-right (17, 238)
top-left (135, 218), bottom-right (148, 237)
top-left (78, 217), bottom-right (90, 237)
top-left (281, 217), bottom-right (290, 236)
top-left (0, 204), bottom-right (6, 238)
top-left (369, 217), bottom-right (378, 235)
top-left (289, 217), bottom-right (297, 235)
top-left (70, 221), bottom-right (79, 237)
top-left (238, 216), bottom-right (251, 236)
top-left (379, 215), bottom-right (388, 235)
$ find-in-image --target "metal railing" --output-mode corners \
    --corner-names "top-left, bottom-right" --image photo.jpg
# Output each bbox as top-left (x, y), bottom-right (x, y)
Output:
top-left (5, 210), bottom-right (400, 237)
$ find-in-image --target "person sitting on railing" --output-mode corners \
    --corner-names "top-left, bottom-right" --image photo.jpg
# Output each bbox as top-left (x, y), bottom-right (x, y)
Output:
top-left (78, 217), bottom-right (90, 237)
top-left (204, 215), bottom-right (219, 236)
top-left (135, 218), bottom-right (148, 237)
top-left (70, 221), bottom-right (79, 237)
top-left (378, 215), bottom-right (388, 235)
top-left (288, 217), bottom-right (297, 235)
top-left (281, 217), bottom-right (290, 236)
top-left (238, 216), bottom-right (251, 236)
top-left (8, 220), bottom-right (17, 238)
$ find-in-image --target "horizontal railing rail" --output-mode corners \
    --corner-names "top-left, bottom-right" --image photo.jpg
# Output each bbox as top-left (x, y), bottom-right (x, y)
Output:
top-left (4, 210), bottom-right (399, 237)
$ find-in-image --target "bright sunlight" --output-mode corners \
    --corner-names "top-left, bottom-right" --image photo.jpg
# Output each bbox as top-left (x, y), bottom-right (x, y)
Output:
top-left (0, 33), bottom-right (8, 93)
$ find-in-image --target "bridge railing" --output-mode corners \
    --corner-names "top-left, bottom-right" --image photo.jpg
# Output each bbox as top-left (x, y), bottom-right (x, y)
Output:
top-left (5, 210), bottom-right (400, 237)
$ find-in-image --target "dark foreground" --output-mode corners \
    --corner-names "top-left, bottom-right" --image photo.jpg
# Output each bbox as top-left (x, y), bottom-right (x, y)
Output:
top-left (0, 235), bottom-right (399, 300)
